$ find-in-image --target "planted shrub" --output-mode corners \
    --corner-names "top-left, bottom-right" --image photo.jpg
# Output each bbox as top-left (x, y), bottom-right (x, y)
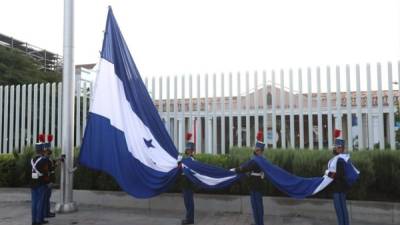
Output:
top-left (1, 146), bottom-right (399, 202)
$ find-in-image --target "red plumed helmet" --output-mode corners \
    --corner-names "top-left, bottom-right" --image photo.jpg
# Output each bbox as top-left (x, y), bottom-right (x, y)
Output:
top-left (186, 132), bottom-right (193, 141)
top-left (256, 130), bottom-right (263, 142)
top-left (38, 134), bottom-right (46, 142)
top-left (334, 129), bottom-right (341, 138)
top-left (47, 134), bottom-right (54, 142)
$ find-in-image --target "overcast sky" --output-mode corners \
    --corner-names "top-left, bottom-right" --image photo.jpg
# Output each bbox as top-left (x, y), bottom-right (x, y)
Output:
top-left (0, 0), bottom-right (399, 78)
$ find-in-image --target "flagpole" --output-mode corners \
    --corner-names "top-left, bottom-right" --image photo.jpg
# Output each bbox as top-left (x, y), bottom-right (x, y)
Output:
top-left (55, 0), bottom-right (77, 213)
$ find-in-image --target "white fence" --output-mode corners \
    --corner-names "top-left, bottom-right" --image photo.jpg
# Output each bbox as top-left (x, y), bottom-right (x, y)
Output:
top-left (1, 62), bottom-right (399, 154)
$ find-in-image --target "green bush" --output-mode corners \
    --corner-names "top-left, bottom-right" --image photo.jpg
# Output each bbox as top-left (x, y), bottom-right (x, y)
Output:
top-left (0, 154), bottom-right (16, 186)
top-left (1, 146), bottom-right (400, 202)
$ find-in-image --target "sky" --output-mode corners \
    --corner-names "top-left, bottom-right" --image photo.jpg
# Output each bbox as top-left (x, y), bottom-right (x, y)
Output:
top-left (0, 0), bottom-right (400, 80)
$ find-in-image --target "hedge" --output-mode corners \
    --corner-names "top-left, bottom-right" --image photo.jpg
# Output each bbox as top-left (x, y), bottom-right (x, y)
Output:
top-left (1, 147), bottom-right (399, 202)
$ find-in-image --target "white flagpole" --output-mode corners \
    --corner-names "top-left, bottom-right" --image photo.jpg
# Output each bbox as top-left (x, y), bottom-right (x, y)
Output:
top-left (56, 0), bottom-right (77, 213)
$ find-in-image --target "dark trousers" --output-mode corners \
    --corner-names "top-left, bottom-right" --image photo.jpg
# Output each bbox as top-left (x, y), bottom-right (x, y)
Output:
top-left (43, 185), bottom-right (52, 217)
top-left (31, 184), bottom-right (46, 224)
top-left (333, 192), bottom-right (349, 225)
top-left (250, 190), bottom-right (264, 225)
top-left (182, 188), bottom-right (194, 222)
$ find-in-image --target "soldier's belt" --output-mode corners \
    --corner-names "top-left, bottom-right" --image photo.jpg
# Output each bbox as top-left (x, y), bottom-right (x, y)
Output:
top-left (250, 172), bottom-right (263, 177)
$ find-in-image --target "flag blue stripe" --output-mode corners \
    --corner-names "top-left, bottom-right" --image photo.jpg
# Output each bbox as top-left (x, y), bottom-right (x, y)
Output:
top-left (80, 113), bottom-right (179, 198)
top-left (252, 156), bottom-right (325, 199)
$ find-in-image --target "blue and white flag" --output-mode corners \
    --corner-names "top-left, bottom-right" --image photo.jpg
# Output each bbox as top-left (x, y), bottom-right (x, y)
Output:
top-left (181, 158), bottom-right (241, 190)
top-left (79, 7), bottom-right (240, 198)
top-left (79, 8), bottom-right (180, 198)
top-left (252, 155), bottom-right (359, 199)
top-left (79, 7), bottom-right (354, 200)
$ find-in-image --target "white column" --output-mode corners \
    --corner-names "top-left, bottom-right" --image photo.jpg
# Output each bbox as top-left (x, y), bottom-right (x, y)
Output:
top-left (189, 75), bottom-right (193, 132)
top-left (229, 73), bottom-right (233, 149)
top-left (196, 74), bottom-right (202, 153)
top-left (205, 74), bottom-right (210, 153)
top-left (289, 69), bottom-right (295, 149)
top-left (158, 77), bottom-right (163, 113)
top-left (15, 85), bottom-right (20, 151)
top-left (9, 85), bottom-right (15, 152)
top-left (298, 69), bottom-right (304, 149)
top-left (221, 73), bottom-right (226, 154)
top-left (280, 70), bottom-right (286, 149)
top-left (317, 67), bottom-right (323, 150)
top-left (166, 76), bottom-right (171, 135)
top-left (45, 83), bottom-right (50, 136)
top-left (20, 85), bottom-right (27, 150)
top-left (245, 71), bottom-right (250, 147)
top-left (307, 68), bottom-right (313, 149)
top-left (180, 75), bottom-right (185, 153)
top-left (3, 86), bottom-right (9, 152)
top-left (271, 71), bottom-right (277, 149)
top-left (262, 71), bottom-right (268, 146)
top-left (27, 84), bottom-right (33, 146)
top-left (33, 84), bottom-right (38, 145)
top-left (254, 71), bottom-right (259, 141)
top-left (173, 76), bottom-right (178, 147)
top-left (39, 84), bottom-right (44, 135)
top-left (82, 82), bottom-right (88, 135)
top-left (237, 72), bottom-right (242, 147)
top-left (387, 62), bottom-right (395, 150)
top-left (51, 83), bottom-right (57, 148)
top-left (151, 77), bottom-right (156, 101)
top-left (346, 65), bottom-right (353, 151)
top-left (57, 83), bottom-right (62, 147)
top-left (335, 66), bottom-right (342, 135)
top-left (212, 73), bottom-right (217, 153)
top-left (207, 118), bottom-right (213, 154)
top-left (75, 79), bottom-right (81, 147)
top-left (377, 63), bottom-right (385, 150)
top-left (327, 66), bottom-right (333, 149)
top-left (178, 118), bottom-right (184, 153)
top-left (366, 64), bottom-right (373, 149)
top-left (355, 65), bottom-right (364, 150)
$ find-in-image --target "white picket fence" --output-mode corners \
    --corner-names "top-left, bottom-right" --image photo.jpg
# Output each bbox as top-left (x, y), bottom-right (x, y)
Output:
top-left (1, 62), bottom-right (399, 154)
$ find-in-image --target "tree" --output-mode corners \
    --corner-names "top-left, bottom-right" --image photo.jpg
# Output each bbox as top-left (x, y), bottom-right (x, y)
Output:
top-left (0, 46), bottom-right (61, 85)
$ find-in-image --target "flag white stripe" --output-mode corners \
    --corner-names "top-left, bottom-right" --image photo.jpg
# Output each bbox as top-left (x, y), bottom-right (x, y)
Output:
top-left (183, 165), bottom-right (237, 186)
top-left (90, 59), bottom-right (177, 172)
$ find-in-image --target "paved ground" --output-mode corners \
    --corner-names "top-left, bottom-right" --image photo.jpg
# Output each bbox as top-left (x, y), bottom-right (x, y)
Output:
top-left (0, 202), bottom-right (381, 225)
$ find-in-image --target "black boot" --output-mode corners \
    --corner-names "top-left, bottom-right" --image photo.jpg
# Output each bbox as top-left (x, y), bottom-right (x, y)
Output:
top-left (181, 219), bottom-right (194, 225)
top-left (46, 212), bottom-right (56, 218)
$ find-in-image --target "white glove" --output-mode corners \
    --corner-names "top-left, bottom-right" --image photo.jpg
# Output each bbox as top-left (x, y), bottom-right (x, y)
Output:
top-left (177, 155), bottom-right (183, 162)
top-left (324, 170), bottom-right (329, 176)
top-left (229, 168), bottom-right (235, 172)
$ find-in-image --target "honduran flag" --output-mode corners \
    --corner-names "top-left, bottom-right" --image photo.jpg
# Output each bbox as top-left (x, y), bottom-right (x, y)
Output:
top-left (252, 155), bottom-right (359, 199)
top-left (79, 7), bottom-right (239, 198)
top-left (181, 158), bottom-right (242, 190)
top-left (79, 8), bottom-right (180, 198)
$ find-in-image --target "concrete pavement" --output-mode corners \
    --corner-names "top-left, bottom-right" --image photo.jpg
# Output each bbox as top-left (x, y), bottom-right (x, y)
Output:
top-left (0, 202), bottom-right (381, 225)
top-left (1, 188), bottom-right (398, 225)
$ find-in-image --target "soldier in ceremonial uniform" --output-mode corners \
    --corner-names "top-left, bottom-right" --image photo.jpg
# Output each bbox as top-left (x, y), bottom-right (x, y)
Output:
top-left (233, 131), bottom-right (265, 225)
top-left (179, 133), bottom-right (196, 225)
top-left (31, 134), bottom-right (50, 225)
top-left (326, 138), bottom-right (354, 225)
top-left (43, 134), bottom-right (56, 219)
